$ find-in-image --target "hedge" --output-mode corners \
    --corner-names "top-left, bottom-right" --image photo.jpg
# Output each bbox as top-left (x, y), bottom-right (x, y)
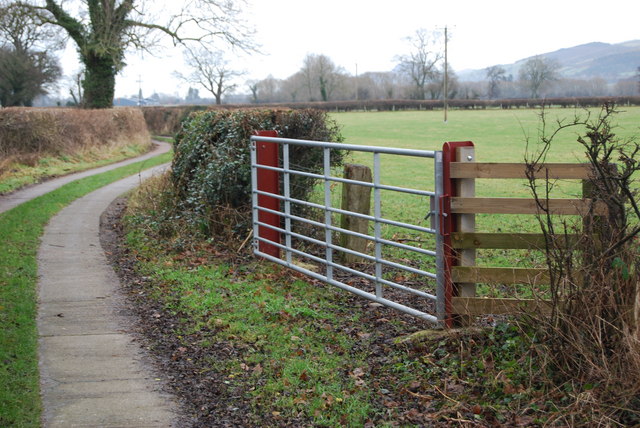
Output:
top-left (171, 108), bottom-right (345, 237)
top-left (0, 107), bottom-right (150, 170)
top-left (141, 96), bottom-right (640, 133)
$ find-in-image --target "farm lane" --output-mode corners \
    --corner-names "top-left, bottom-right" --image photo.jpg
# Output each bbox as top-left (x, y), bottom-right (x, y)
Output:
top-left (37, 163), bottom-right (182, 426)
top-left (0, 140), bottom-right (171, 215)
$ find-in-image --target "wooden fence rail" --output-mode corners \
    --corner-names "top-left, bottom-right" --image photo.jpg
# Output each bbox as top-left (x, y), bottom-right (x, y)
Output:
top-left (443, 143), bottom-right (598, 326)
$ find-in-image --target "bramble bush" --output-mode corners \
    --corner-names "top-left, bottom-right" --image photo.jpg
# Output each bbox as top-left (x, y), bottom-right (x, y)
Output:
top-left (169, 108), bottom-right (345, 239)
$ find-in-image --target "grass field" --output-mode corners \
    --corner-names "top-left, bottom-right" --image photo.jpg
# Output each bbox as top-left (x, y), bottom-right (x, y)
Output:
top-left (333, 107), bottom-right (640, 160)
top-left (323, 107), bottom-right (640, 291)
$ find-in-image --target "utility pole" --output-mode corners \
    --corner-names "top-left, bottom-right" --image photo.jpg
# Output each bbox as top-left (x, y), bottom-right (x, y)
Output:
top-left (443, 26), bottom-right (448, 123)
top-left (137, 75), bottom-right (143, 106)
top-left (355, 63), bottom-right (359, 101)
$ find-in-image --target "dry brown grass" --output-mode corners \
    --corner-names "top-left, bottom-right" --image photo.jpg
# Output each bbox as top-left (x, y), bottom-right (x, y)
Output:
top-left (0, 107), bottom-right (151, 173)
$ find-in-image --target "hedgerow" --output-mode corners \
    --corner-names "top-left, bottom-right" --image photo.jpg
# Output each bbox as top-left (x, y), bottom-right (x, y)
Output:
top-left (0, 107), bottom-right (150, 173)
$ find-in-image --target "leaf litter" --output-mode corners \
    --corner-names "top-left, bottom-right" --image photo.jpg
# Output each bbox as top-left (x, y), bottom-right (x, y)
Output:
top-left (102, 197), bottom-right (572, 427)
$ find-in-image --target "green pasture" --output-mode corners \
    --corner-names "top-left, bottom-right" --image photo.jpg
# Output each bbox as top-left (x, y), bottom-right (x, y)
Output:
top-left (333, 107), bottom-right (639, 160)
top-left (321, 107), bottom-right (639, 294)
top-left (330, 107), bottom-right (639, 222)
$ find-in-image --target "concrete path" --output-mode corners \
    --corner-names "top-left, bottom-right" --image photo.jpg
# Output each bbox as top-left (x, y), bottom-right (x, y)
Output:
top-left (0, 140), bottom-right (171, 215)
top-left (36, 164), bottom-right (180, 426)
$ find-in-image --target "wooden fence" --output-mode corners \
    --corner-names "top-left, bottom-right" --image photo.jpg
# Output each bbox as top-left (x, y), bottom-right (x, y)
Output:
top-left (442, 142), bottom-right (603, 326)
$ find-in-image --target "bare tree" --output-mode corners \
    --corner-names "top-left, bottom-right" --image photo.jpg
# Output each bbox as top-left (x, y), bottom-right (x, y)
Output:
top-left (177, 48), bottom-right (244, 105)
top-left (0, 47), bottom-right (60, 106)
top-left (525, 104), bottom-right (640, 422)
top-left (518, 56), bottom-right (559, 99)
top-left (246, 79), bottom-right (258, 103)
top-left (360, 71), bottom-right (399, 99)
top-left (396, 28), bottom-right (443, 100)
top-left (252, 75), bottom-right (281, 103)
top-left (300, 54), bottom-right (346, 102)
top-left (280, 71), bottom-right (305, 102)
top-left (0, 1), bottom-right (62, 106)
top-left (68, 70), bottom-right (84, 106)
top-left (11, 0), bottom-right (255, 108)
top-left (185, 87), bottom-right (200, 103)
top-left (485, 65), bottom-right (507, 99)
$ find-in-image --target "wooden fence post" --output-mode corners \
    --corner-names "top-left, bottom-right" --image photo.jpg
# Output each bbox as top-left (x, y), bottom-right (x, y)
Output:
top-left (454, 146), bottom-right (476, 325)
top-left (442, 140), bottom-right (475, 327)
top-left (340, 164), bottom-right (372, 263)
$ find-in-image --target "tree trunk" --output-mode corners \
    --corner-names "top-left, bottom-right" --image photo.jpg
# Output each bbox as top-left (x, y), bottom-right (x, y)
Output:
top-left (82, 52), bottom-right (116, 109)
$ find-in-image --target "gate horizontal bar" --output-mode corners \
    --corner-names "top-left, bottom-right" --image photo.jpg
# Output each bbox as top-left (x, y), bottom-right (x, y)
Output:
top-left (251, 135), bottom-right (437, 158)
top-left (451, 197), bottom-right (608, 216)
top-left (451, 232), bottom-right (587, 249)
top-left (255, 203), bottom-right (437, 257)
top-left (254, 164), bottom-right (436, 197)
top-left (450, 162), bottom-right (593, 179)
top-left (255, 220), bottom-right (438, 280)
top-left (254, 235), bottom-right (437, 301)
top-left (254, 189), bottom-right (436, 235)
top-left (451, 266), bottom-right (550, 284)
top-left (256, 249), bottom-right (438, 323)
top-left (452, 297), bottom-right (553, 315)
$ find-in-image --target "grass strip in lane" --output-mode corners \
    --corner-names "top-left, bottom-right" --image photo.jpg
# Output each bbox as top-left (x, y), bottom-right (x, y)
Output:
top-left (0, 152), bottom-right (172, 427)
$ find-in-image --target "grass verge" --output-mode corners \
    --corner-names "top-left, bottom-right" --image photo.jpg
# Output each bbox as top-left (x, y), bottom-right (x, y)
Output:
top-left (0, 142), bottom-right (153, 195)
top-left (0, 151), bottom-right (172, 427)
top-left (118, 174), bottom-right (572, 426)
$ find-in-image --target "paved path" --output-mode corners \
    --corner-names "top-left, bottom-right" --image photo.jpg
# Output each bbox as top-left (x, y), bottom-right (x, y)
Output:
top-left (0, 140), bottom-right (171, 215)
top-left (37, 163), bottom-right (179, 427)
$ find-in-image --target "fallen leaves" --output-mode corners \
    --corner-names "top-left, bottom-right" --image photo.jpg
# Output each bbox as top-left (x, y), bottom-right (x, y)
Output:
top-left (349, 367), bottom-right (367, 388)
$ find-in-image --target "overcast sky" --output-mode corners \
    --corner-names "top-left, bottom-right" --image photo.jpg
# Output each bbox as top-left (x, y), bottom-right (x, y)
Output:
top-left (57, 0), bottom-right (640, 99)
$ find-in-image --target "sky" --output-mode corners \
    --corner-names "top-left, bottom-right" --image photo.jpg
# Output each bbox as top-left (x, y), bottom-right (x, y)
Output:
top-left (56, 0), bottom-right (640, 100)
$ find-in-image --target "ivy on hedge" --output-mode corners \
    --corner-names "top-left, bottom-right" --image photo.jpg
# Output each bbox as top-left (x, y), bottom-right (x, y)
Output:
top-left (171, 108), bottom-right (345, 235)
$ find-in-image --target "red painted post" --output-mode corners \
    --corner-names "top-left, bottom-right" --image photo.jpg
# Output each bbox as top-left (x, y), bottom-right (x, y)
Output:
top-left (254, 130), bottom-right (281, 258)
top-left (441, 141), bottom-right (474, 327)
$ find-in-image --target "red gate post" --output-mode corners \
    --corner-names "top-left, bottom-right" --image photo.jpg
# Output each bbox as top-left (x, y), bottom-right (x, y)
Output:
top-left (254, 130), bottom-right (281, 258)
top-left (442, 141), bottom-right (474, 327)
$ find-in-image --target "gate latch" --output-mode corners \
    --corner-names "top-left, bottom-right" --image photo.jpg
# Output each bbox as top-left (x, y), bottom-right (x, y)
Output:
top-left (439, 194), bottom-right (451, 236)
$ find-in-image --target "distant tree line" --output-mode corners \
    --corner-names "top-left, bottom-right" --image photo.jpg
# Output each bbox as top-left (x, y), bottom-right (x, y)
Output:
top-left (241, 29), bottom-right (640, 105)
top-left (1, 7), bottom-right (638, 109)
top-left (246, 53), bottom-right (639, 105)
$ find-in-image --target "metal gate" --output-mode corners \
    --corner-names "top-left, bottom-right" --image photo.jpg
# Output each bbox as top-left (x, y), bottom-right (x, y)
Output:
top-left (250, 133), bottom-right (445, 324)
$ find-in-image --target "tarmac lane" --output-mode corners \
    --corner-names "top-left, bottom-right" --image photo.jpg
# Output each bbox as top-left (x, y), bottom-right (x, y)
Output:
top-left (0, 140), bottom-right (171, 215)
top-left (36, 163), bottom-right (181, 427)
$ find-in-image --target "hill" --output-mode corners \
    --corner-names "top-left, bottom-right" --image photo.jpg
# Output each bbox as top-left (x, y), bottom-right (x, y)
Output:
top-left (458, 40), bottom-right (640, 82)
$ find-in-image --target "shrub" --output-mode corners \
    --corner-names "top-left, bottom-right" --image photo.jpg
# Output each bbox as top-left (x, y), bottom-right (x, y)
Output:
top-left (171, 108), bottom-right (345, 238)
top-left (525, 104), bottom-right (640, 425)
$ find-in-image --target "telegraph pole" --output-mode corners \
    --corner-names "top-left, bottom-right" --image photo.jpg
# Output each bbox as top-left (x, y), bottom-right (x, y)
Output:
top-left (443, 26), bottom-right (448, 123)
top-left (137, 75), bottom-right (143, 106)
top-left (355, 63), bottom-right (359, 101)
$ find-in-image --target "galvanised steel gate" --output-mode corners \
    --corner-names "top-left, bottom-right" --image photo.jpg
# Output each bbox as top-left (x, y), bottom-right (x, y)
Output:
top-left (250, 133), bottom-right (445, 324)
